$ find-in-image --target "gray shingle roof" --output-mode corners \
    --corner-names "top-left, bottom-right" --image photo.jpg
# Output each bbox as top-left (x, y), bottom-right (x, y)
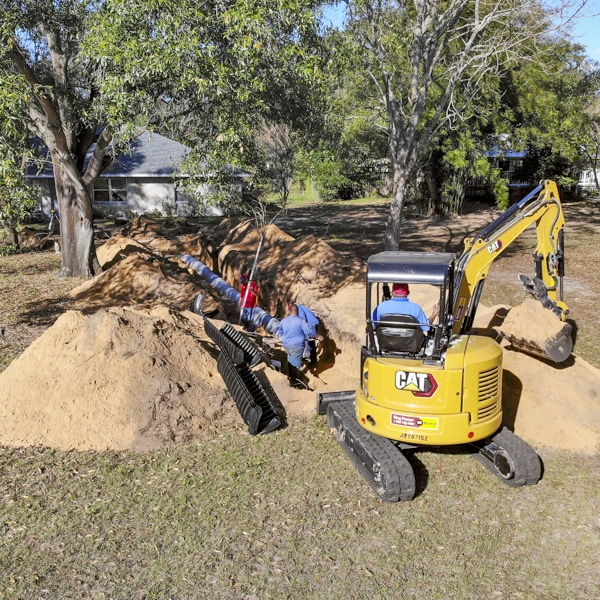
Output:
top-left (27, 131), bottom-right (191, 179)
top-left (26, 131), bottom-right (249, 180)
top-left (102, 132), bottom-right (191, 177)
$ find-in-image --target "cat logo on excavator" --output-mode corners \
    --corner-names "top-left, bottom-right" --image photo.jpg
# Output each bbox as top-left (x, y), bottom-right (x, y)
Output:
top-left (487, 239), bottom-right (503, 253)
top-left (395, 371), bottom-right (438, 397)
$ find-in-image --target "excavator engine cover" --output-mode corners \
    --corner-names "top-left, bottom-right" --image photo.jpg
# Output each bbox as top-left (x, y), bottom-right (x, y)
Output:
top-left (356, 333), bottom-right (503, 446)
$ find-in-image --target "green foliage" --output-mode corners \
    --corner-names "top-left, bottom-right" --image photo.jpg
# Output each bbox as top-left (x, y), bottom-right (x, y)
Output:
top-left (0, 243), bottom-right (22, 256)
top-left (0, 73), bottom-right (29, 139)
top-left (499, 39), bottom-right (599, 183)
top-left (82, 0), bottom-right (328, 217)
top-left (86, 0), bottom-right (325, 168)
top-left (328, 1), bottom-right (582, 248)
top-left (0, 44), bottom-right (38, 235)
top-left (491, 175), bottom-right (510, 210)
top-left (294, 27), bottom-right (390, 201)
top-left (506, 41), bottom-right (592, 155)
top-left (0, 139), bottom-right (40, 238)
top-left (1, 0), bottom-right (328, 273)
top-left (296, 149), bottom-right (354, 202)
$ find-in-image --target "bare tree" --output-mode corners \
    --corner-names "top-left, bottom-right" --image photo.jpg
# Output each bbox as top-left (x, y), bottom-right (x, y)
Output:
top-left (344, 0), bottom-right (586, 249)
top-left (256, 121), bottom-right (296, 210)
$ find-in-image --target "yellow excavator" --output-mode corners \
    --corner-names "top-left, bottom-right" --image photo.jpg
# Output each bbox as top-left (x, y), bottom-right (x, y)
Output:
top-left (318, 179), bottom-right (572, 501)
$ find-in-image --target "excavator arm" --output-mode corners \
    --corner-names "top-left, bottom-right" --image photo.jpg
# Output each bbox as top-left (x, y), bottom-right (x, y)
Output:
top-left (451, 179), bottom-right (571, 362)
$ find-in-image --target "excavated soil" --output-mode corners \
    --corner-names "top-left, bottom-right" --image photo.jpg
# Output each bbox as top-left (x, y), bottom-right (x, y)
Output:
top-left (1, 207), bottom-right (599, 454)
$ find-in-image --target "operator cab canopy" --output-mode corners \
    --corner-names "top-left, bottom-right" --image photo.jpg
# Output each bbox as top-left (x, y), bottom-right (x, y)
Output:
top-left (366, 251), bottom-right (455, 315)
top-left (367, 251), bottom-right (455, 285)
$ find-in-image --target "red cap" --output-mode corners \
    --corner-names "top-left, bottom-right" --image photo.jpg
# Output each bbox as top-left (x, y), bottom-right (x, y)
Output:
top-left (392, 283), bottom-right (409, 296)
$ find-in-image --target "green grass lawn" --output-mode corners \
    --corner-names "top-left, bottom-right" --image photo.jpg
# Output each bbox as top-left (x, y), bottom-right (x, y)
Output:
top-left (1, 419), bottom-right (599, 599)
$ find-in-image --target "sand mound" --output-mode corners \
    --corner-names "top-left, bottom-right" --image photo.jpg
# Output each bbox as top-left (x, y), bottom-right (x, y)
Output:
top-left (214, 223), bottom-right (360, 315)
top-left (70, 253), bottom-right (199, 312)
top-left (502, 351), bottom-right (600, 453)
top-left (1, 217), bottom-right (599, 455)
top-left (0, 305), bottom-right (319, 452)
top-left (0, 307), bottom-right (242, 451)
top-left (95, 235), bottom-right (153, 268)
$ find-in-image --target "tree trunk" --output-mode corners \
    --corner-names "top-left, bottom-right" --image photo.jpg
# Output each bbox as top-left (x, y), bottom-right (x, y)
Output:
top-left (53, 156), bottom-right (101, 278)
top-left (384, 169), bottom-right (407, 250)
top-left (592, 151), bottom-right (600, 194)
top-left (2, 223), bottom-right (19, 247)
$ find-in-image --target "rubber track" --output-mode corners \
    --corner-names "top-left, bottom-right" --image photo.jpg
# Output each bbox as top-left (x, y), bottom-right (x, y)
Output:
top-left (327, 401), bottom-right (416, 502)
top-left (474, 427), bottom-right (542, 487)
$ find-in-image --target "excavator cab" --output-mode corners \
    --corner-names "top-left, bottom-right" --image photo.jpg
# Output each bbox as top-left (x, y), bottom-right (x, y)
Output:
top-left (364, 251), bottom-right (456, 363)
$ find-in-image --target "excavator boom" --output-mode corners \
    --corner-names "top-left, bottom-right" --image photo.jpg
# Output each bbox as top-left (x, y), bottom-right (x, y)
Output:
top-left (452, 179), bottom-right (571, 362)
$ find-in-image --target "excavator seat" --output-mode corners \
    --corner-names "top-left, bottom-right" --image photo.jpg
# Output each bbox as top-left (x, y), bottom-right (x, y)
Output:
top-left (376, 314), bottom-right (425, 354)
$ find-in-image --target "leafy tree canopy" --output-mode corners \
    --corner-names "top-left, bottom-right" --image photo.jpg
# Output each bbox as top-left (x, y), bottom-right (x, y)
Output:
top-left (85, 0), bottom-right (326, 166)
top-left (0, 0), bottom-right (326, 275)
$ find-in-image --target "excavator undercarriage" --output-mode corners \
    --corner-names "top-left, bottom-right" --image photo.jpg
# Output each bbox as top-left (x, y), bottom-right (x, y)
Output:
top-left (320, 394), bottom-right (542, 502)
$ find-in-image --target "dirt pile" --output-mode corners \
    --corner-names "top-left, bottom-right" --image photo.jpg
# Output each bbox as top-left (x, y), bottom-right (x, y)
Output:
top-left (474, 304), bottom-right (600, 453)
top-left (503, 351), bottom-right (600, 452)
top-left (0, 307), bottom-right (243, 451)
top-left (0, 215), bottom-right (599, 454)
top-left (70, 253), bottom-right (197, 312)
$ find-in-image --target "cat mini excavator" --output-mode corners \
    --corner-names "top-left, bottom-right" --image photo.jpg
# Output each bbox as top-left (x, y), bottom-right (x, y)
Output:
top-left (318, 179), bottom-right (572, 501)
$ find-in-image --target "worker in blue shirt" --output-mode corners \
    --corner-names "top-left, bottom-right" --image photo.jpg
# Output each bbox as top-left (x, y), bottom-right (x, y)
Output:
top-left (372, 283), bottom-right (438, 332)
top-left (278, 303), bottom-right (313, 385)
top-left (296, 303), bottom-right (322, 364)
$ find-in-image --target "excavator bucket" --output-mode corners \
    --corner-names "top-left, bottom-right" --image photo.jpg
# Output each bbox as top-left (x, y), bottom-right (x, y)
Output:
top-left (498, 299), bottom-right (573, 363)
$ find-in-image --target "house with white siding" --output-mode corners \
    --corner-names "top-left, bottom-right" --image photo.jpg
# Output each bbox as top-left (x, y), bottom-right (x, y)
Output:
top-left (27, 132), bottom-right (248, 220)
top-left (577, 168), bottom-right (600, 195)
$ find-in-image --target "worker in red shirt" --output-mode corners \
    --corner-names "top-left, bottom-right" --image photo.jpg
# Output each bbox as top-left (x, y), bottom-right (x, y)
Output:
top-left (239, 273), bottom-right (259, 331)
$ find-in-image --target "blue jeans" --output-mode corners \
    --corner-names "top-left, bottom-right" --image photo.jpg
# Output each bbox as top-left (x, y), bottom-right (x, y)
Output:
top-left (284, 345), bottom-right (304, 369)
top-left (242, 307), bottom-right (256, 332)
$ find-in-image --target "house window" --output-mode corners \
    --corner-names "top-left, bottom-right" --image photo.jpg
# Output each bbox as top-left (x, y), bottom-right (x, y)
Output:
top-left (93, 178), bottom-right (127, 202)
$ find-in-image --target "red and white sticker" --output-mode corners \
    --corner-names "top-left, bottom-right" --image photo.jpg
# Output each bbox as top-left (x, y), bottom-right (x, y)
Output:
top-left (390, 413), bottom-right (439, 430)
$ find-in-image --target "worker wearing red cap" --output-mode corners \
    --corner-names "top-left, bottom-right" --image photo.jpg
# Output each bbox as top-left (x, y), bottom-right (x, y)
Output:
top-left (372, 283), bottom-right (434, 332)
